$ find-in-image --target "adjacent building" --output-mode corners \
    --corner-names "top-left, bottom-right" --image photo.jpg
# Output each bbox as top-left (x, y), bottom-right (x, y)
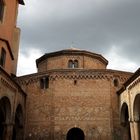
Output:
top-left (0, 0), bottom-right (26, 139)
top-left (118, 68), bottom-right (140, 140)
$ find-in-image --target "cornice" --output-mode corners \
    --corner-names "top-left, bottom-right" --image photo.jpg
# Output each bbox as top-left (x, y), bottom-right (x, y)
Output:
top-left (117, 68), bottom-right (140, 95)
top-left (16, 69), bottom-right (131, 86)
top-left (0, 76), bottom-right (17, 93)
top-left (128, 77), bottom-right (140, 91)
top-left (0, 67), bottom-right (26, 96)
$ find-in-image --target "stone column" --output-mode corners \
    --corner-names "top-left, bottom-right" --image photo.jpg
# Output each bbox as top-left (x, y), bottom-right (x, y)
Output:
top-left (2, 122), bottom-right (14, 140)
top-left (133, 121), bottom-right (139, 140)
top-left (130, 121), bottom-right (135, 140)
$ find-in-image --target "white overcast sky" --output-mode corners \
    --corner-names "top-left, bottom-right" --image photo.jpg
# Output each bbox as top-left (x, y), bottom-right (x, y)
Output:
top-left (17, 0), bottom-right (140, 76)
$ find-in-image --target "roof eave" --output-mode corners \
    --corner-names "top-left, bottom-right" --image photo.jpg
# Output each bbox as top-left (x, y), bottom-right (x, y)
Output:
top-left (36, 50), bottom-right (108, 67)
top-left (117, 68), bottom-right (140, 95)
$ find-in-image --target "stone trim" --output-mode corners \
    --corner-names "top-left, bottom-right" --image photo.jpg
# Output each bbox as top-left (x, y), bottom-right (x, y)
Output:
top-left (0, 76), bottom-right (17, 93)
top-left (128, 77), bottom-right (140, 90)
top-left (118, 68), bottom-right (140, 94)
top-left (0, 67), bottom-right (26, 96)
top-left (51, 73), bottom-right (111, 80)
top-left (17, 71), bottom-right (129, 86)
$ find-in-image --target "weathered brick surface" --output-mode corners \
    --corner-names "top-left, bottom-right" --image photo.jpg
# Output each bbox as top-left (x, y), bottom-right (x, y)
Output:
top-left (0, 68), bottom-right (26, 139)
top-left (0, 41), bottom-right (12, 74)
top-left (37, 53), bottom-right (107, 72)
top-left (17, 64), bottom-right (132, 140)
top-left (0, 0), bottom-right (21, 75)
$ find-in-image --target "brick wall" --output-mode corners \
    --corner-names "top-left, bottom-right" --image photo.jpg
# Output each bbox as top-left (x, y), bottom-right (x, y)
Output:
top-left (18, 69), bottom-right (132, 140)
top-left (37, 54), bottom-right (107, 72)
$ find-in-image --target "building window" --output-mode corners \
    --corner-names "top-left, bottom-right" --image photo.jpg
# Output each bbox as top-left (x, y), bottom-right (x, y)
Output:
top-left (74, 60), bottom-right (78, 68)
top-left (68, 60), bottom-right (79, 68)
top-left (68, 60), bottom-right (74, 68)
top-left (44, 77), bottom-right (49, 89)
top-left (40, 78), bottom-right (44, 89)
top-left (0, 0), bottom-right (4, 21)
top-left (74, 80), bottom-right (77, 85)
top-left (0, 48), bottom-right (6, 67)
top-left (114, 79), bottom-right (119, 87)
top-left (40, 77), bottom-right (49, 89)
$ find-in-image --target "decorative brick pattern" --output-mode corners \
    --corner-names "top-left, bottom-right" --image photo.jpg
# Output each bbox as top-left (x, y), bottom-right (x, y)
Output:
top-left (17, 67), bottom-right (132, 140)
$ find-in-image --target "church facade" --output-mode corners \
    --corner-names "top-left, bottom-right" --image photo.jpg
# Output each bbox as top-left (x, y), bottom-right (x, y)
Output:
top-left (0, 0), bottom-right (140, 140)
top-left (16, 49), bottom-right (132, 140)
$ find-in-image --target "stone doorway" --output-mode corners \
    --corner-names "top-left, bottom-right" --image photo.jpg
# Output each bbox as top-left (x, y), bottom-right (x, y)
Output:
top-left (66, 127), bottom-right (85, 140)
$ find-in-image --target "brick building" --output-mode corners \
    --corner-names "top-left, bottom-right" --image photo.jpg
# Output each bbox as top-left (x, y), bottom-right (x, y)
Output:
top-left (0, 0), bottom-right (140, 140)
top-left (0, 0), bottom-right (26, 139)
top-left (118, 68), bottom-right (140, 140)
top-left (16, 48), bottom-right (133, 140)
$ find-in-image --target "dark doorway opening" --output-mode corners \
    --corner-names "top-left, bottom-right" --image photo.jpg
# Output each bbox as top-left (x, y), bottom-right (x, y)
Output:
top-left (0, 97), bottom-right (11, 140)
top-left (67, 127), bottom-right (85, 140)
top-left (12, 104), bottom-right (24, 140)
top-left (133, 94), bottom-right (140, 140)
top-left (0, 106), bottom-right (5, 140)
top-left (121, 103), bottom-right (131, 140)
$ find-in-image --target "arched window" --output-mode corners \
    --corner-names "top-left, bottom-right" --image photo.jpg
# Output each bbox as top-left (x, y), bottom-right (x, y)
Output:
top-left (120, 103), bottom-right (131, 139)
top-left (74, 60), bottom-right (78, 68)
top-left (113, 79), bottom-right (119, 87)
top-left (13, 105), bottom-right (24, 140)
top-left (0, 0), bottom-right (4, 21)
top-left (68, 60), bottom-right (79, 68)
top-left (0, 47), bottom-right (6, 67)
top-left (40, 77), bottom-right (49, 89)
top-left (0, 97), bottom-right (11, 140)
top-left (133, 94), bottom-right (140, 139)
top-left (68, 60), bottom-right (74, 68)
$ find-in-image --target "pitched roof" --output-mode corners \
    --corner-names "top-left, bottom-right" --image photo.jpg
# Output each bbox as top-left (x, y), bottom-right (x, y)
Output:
top-left (117, 68), bottom-right (140, 95)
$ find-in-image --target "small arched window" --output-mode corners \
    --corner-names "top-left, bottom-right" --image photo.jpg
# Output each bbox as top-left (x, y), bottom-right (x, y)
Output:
top-left (40, 77), bottom-right (49, 89)
top-left (0, 0), bottom-right (4, 21)
top-left (0, 47), bottom-right (6, 67)
top-left (114, 79), bottom-right (119, 87)
top-left (74, 60), bottom-right (78, 68)
top-left (68, 60), bottom-right (74, 68)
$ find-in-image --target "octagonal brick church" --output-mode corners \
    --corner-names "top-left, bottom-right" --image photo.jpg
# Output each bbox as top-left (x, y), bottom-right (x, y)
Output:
top-left (16, 48), bottom-right (133, 140)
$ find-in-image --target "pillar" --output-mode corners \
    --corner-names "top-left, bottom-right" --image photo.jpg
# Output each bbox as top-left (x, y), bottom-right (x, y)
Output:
top-left (130, 121), bottom-right (135, 140)
top-left (133, 121), bottom-right (139, 140)
top-left (2, 122), bottom-right (14, 140)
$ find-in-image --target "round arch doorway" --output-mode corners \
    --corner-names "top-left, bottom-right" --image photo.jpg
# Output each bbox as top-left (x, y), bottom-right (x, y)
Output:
top-left (120, 103), bottom-right (131, 140)
top-left (0, 97), bottom-right (11, 140)
top-left (66, 127), bottom-right (85, 140)
top-left (12, 104), bottom-right (24, 140)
